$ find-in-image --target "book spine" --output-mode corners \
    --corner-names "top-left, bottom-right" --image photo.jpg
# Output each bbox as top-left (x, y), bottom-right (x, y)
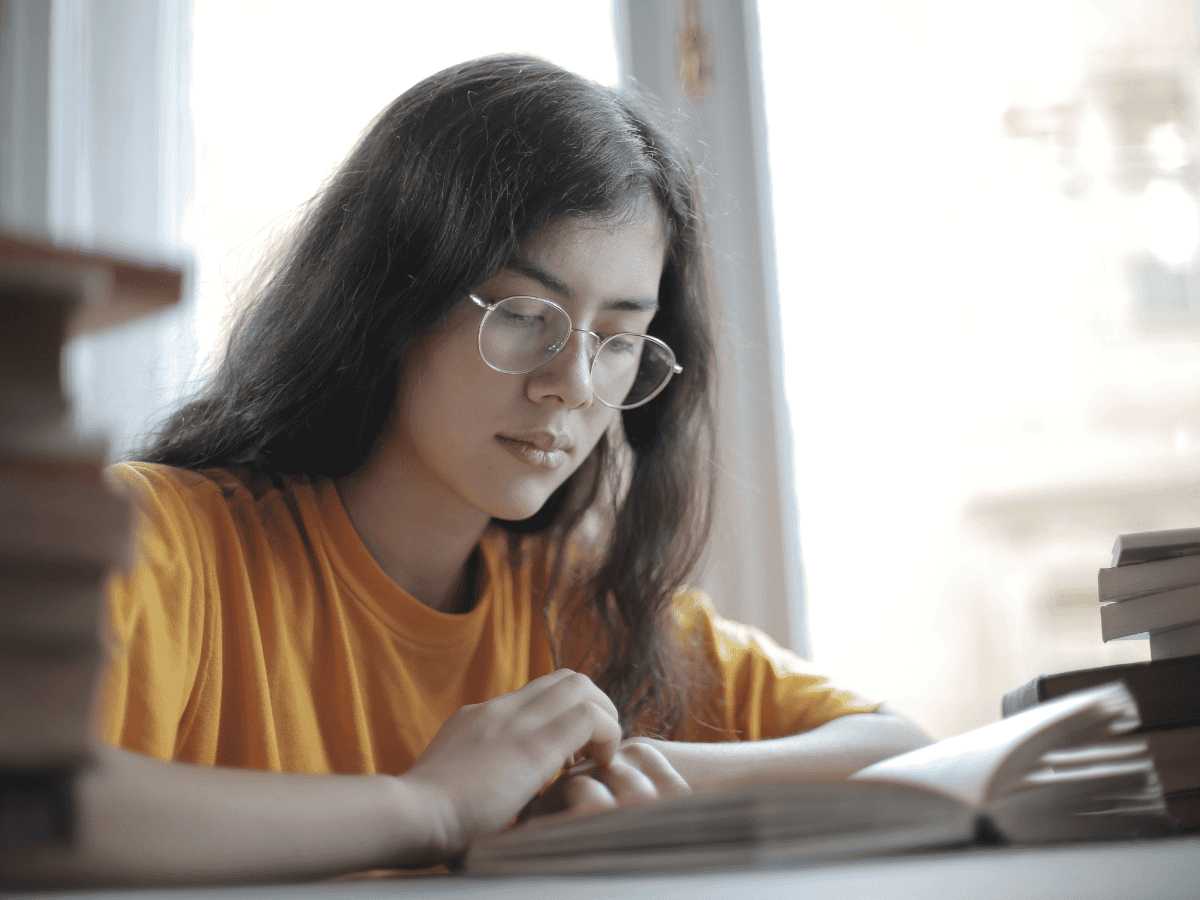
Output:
top-left (0, 466), bottom-right (131, 569)
top-left (1000, 677), bottom-right (1044, 718)
top-left (1098, 555), bottom-right (1200, 602)
top-left (1150, 622), bottom-right (1200, 661)
top-left (1009, 658), bottom-right (1200, 728)
top-left (1113, 528), bottom-right (1200, 566)
top-left (1101, 585), bottom-right (1200, 641)
top-left (1, 235), bottom-right (180, 856)
top-left (0, 649), bottom-right (100, 764)
top-left (1141, 727), bottom-right (1200, 793)
top-left (1165, 787), bottom-right (1200, 829)
top-left (0, 577), bottom-right (103, 649)
top-left (0, 768), bottom-right (74, 851)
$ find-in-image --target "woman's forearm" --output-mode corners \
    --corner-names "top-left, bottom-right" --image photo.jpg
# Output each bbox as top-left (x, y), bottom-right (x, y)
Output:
top-left (6, 743), bottom-right (447, 887)
top-left (8, 671), bottom-right (628, 887)
top-left (636, 710), bottom-right (934, 793)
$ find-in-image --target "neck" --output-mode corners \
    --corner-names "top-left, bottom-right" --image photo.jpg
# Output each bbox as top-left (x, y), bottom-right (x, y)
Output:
top-left (335, 452), bottom-right (491, 614)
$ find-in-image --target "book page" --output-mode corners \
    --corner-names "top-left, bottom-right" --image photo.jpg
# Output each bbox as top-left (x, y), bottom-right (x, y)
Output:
top-left (466, 778), bottom-right (976, 875)
top-left (853, 682), bottom-right (1139, 807)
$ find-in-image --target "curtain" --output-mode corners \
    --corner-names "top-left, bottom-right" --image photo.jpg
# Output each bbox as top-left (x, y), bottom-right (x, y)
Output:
top-left (612, 0), bottom-right (808, 655)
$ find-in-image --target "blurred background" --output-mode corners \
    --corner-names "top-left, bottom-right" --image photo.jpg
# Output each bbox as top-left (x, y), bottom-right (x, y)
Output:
top-left (2, 0), bottom-right (1198, 740)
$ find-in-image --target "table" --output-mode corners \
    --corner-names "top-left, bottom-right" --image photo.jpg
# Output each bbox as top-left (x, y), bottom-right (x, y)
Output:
top-left (19, 835), bottom-right (1200, 900)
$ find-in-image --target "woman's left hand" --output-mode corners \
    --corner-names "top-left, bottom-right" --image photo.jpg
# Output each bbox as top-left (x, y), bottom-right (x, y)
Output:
top-left (518, 740), bottom-right (692, 822)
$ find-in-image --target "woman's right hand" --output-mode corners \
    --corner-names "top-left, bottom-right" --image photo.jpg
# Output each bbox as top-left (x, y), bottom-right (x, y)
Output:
top-left (399, 669), bottom-right (622, 861)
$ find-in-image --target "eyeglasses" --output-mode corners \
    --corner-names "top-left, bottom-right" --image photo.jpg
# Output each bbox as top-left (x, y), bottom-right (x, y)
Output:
top-left (469, 293), bottom-right (682, 410)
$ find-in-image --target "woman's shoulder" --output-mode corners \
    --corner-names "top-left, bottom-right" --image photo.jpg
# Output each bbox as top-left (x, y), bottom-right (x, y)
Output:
top-left (105, 461), bottom-right (229, 525)
top-left (106, 461), bottom-right (322, 512)
top-left (105, 462), bottom-right (341, 603)
top-left (107, 460), bottom-right (236, 499)
top-left (668, 587), bottom-right (811, 673)
top-left (669, 586), bottom-right (719, 630)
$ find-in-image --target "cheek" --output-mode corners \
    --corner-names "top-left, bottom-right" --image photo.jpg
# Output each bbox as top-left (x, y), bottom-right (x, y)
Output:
top-left (577, 408), bottom-right (621, 459)
top-left (402, 344), bottom-right (498, 435)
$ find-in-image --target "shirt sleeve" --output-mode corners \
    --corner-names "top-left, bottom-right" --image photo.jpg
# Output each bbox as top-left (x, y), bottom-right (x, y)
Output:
top-left (672, 588), bottom-right (880, 742)
top-left (96, 463), bottom-right (213, 761)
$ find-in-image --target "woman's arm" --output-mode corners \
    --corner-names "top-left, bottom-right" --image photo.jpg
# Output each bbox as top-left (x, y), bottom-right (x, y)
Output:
top-left (553, 707), bottom-right (933, 809)
top-left (12, 743), bottom-right (433, 885)
top-left (632, 707), bottom-right (934, 792)
top-left (6, 670), bottom-right (624, 886)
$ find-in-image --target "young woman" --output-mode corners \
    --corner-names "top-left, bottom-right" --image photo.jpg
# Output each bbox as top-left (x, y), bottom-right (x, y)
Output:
top-left (30, 56), bottom-right (929, 884)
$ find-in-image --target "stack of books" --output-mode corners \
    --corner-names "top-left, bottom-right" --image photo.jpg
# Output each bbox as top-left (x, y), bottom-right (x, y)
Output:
top-left (1099, 528), bottom-right (1200, 659)
top-left (1003, 526), bottom-right (1200, 830)
top-left (0, 233), bottom-right (180, 851)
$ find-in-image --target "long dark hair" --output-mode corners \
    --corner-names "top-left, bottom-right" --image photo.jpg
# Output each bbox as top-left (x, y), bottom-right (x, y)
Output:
top-left (138, 55), bottom-right (716, 737)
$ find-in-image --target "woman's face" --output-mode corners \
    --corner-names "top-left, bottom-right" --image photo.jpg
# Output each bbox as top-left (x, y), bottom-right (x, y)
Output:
top-left (388, 209), bottom-right (668, 523)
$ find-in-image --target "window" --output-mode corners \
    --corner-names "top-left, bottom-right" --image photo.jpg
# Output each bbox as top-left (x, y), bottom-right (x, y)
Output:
top-left (760, 0), bottom-right (1200, 738)
top-left (190, 0), bottom-right (618, 365)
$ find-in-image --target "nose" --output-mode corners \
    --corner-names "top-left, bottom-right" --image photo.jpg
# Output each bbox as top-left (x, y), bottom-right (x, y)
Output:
top-left (526, 329), bottom-right (595, 409)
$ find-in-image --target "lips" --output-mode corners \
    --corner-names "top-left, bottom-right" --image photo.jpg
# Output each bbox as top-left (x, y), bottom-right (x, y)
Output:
top-left (496, 431), bottom-right (573, 453)
top-left (495, 432), bottom-right (572, 470)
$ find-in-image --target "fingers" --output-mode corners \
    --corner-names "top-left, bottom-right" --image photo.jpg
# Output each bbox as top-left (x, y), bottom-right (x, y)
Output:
top-left (595, 759), bottom-right (659, 805)
top-left (579, 736), bottom-right (618, 767)
top-left (560, 743), bottom-right (693, 815)
top-left (617, 742), bottom-right (692, 799)
top-left (513, 670), bottom-right (620, 724)
top-left (565, 773), bottom-right (617, 812)
top-left (543, 699), bottom-right (621, 767)
top-left (514, 670), bottom-right (621, 766)
top-left (402, 671), bottom-right (626, 852)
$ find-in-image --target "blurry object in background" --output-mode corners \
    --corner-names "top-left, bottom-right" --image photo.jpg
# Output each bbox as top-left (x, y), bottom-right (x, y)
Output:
top-left (761, 0), bottom-right (1200, 741)
top-left (0, 232), bottom-right (181, 852)
top-left (676, 0), bottom-right (714, 99)
top-left (0, 235), bottom-right (183, 337)
top-left (993, 16), bottom-right (1200, 328)
top-left (0, 0), bottom-right (198, 460)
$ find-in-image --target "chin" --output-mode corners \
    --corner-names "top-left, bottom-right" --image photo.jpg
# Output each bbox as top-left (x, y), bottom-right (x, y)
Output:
top-left (482, 484), bottom-right (561, 524)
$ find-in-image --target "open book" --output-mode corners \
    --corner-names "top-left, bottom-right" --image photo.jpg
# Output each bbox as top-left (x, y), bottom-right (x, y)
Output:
top-left (466, 683), bottom-right (1169, 875)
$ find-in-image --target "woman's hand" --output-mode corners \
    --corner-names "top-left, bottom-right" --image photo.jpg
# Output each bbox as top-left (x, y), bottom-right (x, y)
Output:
top-left (517, 739), bottom-right (693, 822)
top-left (563, 741), bottom-right (693, 811)
top-left (399, 669), bottom-right (623, 861)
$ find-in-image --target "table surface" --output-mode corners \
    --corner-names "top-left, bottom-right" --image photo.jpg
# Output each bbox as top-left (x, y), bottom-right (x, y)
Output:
top-left (17, 835), bottom-right (1200, 900)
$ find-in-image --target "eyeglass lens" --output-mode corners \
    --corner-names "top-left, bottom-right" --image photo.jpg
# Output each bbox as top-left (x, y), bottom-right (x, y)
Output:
top-left (479, 296), bottom-right (675, 408)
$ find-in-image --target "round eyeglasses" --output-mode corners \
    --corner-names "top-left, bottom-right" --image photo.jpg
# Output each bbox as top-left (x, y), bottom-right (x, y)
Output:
top-left (469, 293), bottom-right (682, 410)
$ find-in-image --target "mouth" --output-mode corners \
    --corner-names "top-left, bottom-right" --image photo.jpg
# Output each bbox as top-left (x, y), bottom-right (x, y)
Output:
top-left (495, 434), bottom-right (571, 470)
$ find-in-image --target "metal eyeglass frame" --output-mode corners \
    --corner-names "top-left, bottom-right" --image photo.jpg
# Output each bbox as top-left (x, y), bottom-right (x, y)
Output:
top-left (468, 293), bottom-right (683, 410)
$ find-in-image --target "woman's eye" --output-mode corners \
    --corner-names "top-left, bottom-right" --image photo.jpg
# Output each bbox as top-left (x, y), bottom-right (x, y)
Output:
top-left (496, 308), bottom-right (543, 327)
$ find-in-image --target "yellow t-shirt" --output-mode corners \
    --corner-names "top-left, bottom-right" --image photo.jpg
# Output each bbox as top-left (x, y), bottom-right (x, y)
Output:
top-left (99, 462), bottom-right (879, 774)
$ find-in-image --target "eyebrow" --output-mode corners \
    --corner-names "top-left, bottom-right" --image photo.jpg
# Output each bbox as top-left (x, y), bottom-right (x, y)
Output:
top-left (507, 260), bottom-right (660, 313)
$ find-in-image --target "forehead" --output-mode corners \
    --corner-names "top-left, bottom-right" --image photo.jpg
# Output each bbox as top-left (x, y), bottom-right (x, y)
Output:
top-left (523, 203), bottom-right (668, 257)
top-left (503, 208), bottom-right (668, 303)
